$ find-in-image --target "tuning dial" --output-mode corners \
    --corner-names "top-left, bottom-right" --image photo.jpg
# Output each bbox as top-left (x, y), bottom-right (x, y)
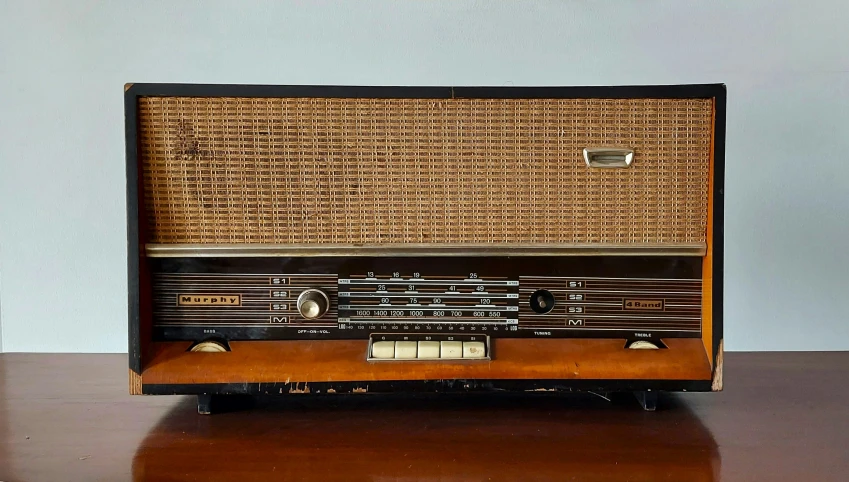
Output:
top-left (529, 289), bottom-right (556, 314)
top-left (297, 289), bottom-right (330, 319)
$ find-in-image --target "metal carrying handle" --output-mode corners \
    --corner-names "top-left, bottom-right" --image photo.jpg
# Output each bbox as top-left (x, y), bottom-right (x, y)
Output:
top-left (583, 147), bottom-right (634, 168)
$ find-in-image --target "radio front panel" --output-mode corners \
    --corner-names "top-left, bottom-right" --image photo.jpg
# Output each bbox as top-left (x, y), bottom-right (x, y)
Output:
top-left (149, 256), bottom-right (702, 344)
top-left (126, 83), bottom-right (725, 404)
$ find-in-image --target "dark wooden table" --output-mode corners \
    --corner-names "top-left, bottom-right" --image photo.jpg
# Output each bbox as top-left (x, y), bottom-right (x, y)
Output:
top-left (1, 352), bottom-right (847, 481)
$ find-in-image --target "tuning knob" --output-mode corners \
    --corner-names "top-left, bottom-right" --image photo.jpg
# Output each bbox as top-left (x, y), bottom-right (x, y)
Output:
top-left (297, 289), bottom-right (330, 319)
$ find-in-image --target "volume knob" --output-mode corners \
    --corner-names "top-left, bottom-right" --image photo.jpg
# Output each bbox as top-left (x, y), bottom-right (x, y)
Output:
top-left (297, 289), bottom-right (330, 319)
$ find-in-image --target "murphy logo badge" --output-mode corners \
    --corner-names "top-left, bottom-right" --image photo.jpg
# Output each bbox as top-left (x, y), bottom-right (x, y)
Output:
top-left (178, 294), bottom-right (241, 306)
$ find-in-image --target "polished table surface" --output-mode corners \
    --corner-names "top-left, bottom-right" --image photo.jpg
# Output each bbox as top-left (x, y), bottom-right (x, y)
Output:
top-left (0, 352), bottom-right (847, 481)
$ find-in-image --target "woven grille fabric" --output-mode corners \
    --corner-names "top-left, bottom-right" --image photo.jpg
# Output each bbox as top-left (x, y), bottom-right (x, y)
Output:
top-left (138, 97), bottom-right (712, 245)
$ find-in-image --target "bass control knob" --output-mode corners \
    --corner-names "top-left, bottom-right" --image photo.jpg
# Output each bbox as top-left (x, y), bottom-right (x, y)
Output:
top-left (297, 289), bottom-right (330, 319)
top-left (189, 340), bottom-right (229, 352)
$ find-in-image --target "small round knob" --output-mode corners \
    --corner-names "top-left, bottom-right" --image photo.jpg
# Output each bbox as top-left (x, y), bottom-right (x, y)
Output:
top-left (297, 289), bottom-right (330, 319)
top-left (529, 289), bottom-right (556, 314)
top-left (628, 340), bottom-right (660, 350)
top-left (189, 340), bottom-right (229, 353)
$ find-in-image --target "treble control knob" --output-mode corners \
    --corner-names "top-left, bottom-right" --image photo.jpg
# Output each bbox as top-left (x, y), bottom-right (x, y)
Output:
top-left (297, 289), bottom-right (330, 319)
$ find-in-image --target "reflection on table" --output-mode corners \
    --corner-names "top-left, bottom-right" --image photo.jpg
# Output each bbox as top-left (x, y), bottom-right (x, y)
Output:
top-left (132, 392), bottom-right (719, 481)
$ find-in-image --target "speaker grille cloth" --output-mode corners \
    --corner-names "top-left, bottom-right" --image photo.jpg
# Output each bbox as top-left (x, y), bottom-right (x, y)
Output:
top-left (138, 97), bottom-right (712, 245)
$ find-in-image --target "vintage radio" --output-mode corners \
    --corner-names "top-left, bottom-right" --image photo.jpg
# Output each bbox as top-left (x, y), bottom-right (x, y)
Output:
top-left (125, 83), bottom-right (725, 413)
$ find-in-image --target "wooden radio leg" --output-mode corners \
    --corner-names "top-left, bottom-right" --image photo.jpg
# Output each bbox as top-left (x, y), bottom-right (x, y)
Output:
top-left (634, 391), bottom-right (658, 411)
top-left (196, 394), bottom-right (254, 415)
top-left (197, 394), bottom-right (217, 415)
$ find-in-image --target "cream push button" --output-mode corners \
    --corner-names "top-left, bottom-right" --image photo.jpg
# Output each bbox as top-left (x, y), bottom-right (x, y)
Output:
top-left (417, 341), bottom-right (440, 359)
top-left (371, 341), bottom-right (395, 359)
top-left (440, 341), bottom-right (463, 358)
top-left (463, 341), bottom-right (486, 358)
top-left (394, 341), bottom-right (418, 359)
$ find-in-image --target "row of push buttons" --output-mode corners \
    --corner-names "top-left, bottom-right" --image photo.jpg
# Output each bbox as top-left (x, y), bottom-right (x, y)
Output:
top-left (371, 340), bottom-right (486, 359)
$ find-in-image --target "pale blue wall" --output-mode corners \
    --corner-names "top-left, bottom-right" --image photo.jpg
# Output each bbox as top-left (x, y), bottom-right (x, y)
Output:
top-left (1, 1), bottom-right (848, 352)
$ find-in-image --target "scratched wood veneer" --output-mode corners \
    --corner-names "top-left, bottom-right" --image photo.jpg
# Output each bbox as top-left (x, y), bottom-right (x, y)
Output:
top-left (140, 338), bottom-right (711, 385)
